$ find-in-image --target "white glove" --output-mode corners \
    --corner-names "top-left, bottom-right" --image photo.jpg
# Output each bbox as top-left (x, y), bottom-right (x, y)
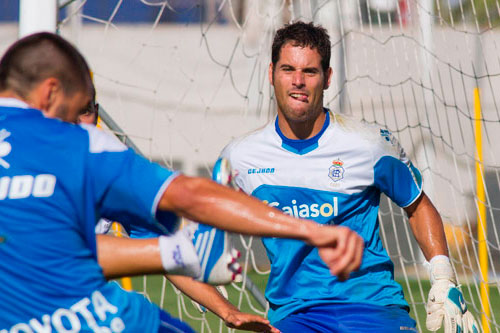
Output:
top-left (426, 256), bottom-right (479, 333)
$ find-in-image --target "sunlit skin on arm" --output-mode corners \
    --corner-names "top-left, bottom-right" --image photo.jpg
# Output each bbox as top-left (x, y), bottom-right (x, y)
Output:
top-left (405, 192), bottom-right (449, 261)
top-left (97, 235), bottom-right (165, 279)
top-left (95, 175), bottom-right (363, 281)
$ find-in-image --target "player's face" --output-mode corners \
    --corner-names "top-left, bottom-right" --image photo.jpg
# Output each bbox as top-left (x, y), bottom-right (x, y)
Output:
top-left (270, 43), bottom-right (332, 123)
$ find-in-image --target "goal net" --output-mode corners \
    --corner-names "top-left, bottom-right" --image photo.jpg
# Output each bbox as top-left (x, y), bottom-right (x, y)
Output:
top-left (5, 0), bottom-right (500, 331)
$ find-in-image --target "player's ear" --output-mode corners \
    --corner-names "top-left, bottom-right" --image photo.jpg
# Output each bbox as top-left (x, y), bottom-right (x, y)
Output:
top-left (268, 63), bottom-right (274, 86)
top-left (324, 67), bottom-right (332, 90)
top-left (45, 78), bottom-right (63, 108)
top-left (27, 77), bottom-right (60, 112)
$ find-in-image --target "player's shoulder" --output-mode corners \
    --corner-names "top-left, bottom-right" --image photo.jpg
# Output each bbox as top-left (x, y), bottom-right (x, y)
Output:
top-left (26, 117), bottom-right (123, 158)
top-left (334, 113), bottom-right (401, 157)
top-left (0, 102), bottom-right (102, 152)
top-left (220, 121), bottom-right (273, 160)
top-left (41, 121), bottom-right (126, 153)
top-left (334, 113), bottom-right (378, 140)
top-left (79, 124), bottom-right (127, 153)
top-left (31, 111), bottom-right (91, 145)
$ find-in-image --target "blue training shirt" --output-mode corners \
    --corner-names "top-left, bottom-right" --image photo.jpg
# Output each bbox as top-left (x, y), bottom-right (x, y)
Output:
top-left (0, 98), bottom-right (178, 331)
top-left (221, 110), bottom-right (423, 324)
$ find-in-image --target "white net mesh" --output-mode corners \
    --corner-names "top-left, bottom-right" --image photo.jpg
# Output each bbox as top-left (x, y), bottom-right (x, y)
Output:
top-left (3, 0), bottom-right (500, 331)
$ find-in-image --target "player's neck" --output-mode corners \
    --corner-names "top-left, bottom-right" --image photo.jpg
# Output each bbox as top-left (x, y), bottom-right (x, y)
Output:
top-left (277, 110), bottom-right (326, 140)
top-left (0, 90), bottom-right (23, 100)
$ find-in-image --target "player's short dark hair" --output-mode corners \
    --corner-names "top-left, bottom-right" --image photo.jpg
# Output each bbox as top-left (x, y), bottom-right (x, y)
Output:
top-left (0, 32), bottom-right (93, 98)
top-left (271, 21), bottom-right (331, 73)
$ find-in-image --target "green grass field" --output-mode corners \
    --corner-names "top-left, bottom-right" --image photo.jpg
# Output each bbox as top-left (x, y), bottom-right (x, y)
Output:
top-left (126, 273), bottom-right (499, 332)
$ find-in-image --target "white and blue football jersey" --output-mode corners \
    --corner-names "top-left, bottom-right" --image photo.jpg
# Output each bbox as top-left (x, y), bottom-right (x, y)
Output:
top-left (221, 109), bottom-right (422, 324)
top-left (0, 98), bottom-right (179, 331)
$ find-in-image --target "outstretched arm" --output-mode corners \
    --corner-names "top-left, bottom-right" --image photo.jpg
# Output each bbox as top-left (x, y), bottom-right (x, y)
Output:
top-left (96, 235), bottom-right (278, 331)
top-left (97, 175), bottom-right (364, 281)
top-left (97, 234), bottom-right (164, 279)
top-left (159, 175), bottom-right (364, 280)
top-left (160, 176), bottom-right (319, 240)
top-left (167, 275), bottom-right (279, 333)
top-left (96, 234), bottom-right (278, 331)
top-left (97, 231), bottom-right (202, 281)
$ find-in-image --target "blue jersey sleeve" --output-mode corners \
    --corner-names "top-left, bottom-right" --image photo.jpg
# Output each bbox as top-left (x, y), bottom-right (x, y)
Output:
top-left (83, 125), bottom-right (180, 233)
top-left (372, 129), bottom-right (422, 208)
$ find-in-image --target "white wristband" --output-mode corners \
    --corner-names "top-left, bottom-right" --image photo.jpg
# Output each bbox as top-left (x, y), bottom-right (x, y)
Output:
top-left (158, 231), bottom-right (201, 278)
top-left (95, 218), bottom-right (112, 234)
top-left (428, 255), bottom-right (456, 285)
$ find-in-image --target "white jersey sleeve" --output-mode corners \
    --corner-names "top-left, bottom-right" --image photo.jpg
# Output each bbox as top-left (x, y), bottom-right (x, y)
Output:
top-left (371, 128), bottom-right (423, 208)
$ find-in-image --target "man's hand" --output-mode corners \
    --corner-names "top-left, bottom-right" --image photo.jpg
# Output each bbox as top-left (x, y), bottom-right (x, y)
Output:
top-left (426, 256), bottom-right (479, 333)
top-left (224, 309), bottom-right (280, 333)
top-left (311, 225), bottom-right (364, 281)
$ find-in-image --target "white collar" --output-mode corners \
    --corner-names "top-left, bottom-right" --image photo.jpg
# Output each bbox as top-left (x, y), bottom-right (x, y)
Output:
top-left (0, 97), bottom-right (31, 109)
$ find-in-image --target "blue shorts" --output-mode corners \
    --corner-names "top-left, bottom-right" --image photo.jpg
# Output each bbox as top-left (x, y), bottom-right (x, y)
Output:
top-left (158, 310), bottom-right (195, 333)
top-left (273, 303), bottom-right (417, 333)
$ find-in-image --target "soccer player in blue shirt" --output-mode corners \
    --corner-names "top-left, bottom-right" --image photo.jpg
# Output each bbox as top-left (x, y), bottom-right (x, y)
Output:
top-left (76, 98), bottom-right (280, 332)
top-left (201, 21), bottom-right (478, 333)
top-left (0, 32), bottom-right (364, 332)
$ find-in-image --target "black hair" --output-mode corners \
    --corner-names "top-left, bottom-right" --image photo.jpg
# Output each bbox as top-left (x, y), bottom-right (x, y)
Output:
top-left (271, 21), bottom-right (331, 73)
top-left (0, 32), bottom-right (93, 98)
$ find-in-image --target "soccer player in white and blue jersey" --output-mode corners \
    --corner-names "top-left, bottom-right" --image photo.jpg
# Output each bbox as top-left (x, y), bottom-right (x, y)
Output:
top-left (0, 32), bottom-right (364, 332)
top-left (216, 22), bottom-right (478, 333)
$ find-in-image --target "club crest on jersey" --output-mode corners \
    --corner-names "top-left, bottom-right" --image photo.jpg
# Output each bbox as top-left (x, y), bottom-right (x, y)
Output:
top-left (328, 159), bottom-right (344, 182)
top-left (0, 129), bottom-right (12, 169)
